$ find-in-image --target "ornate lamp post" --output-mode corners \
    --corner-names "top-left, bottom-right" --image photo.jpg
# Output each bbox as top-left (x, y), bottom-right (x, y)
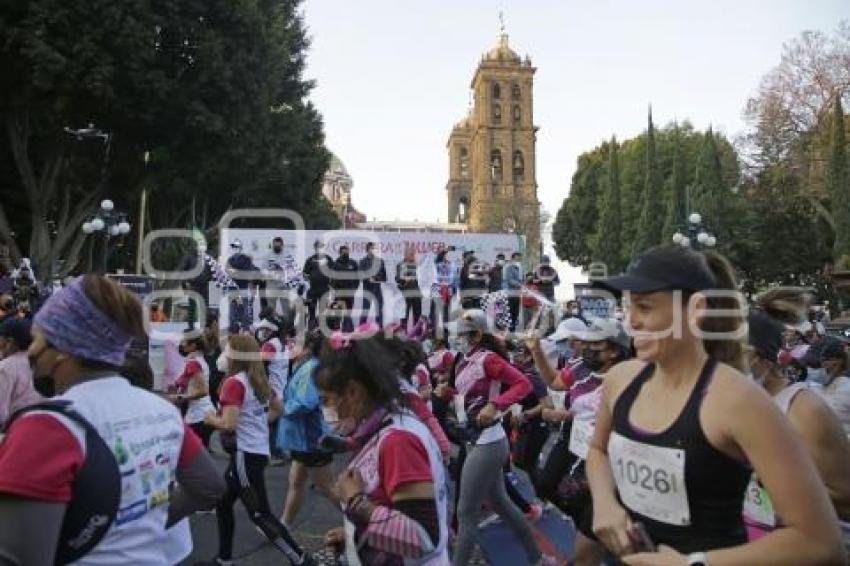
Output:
top-left (672, 212), bottom-right (717, 251)
top-left (81, 199), bottom-right (131, 273)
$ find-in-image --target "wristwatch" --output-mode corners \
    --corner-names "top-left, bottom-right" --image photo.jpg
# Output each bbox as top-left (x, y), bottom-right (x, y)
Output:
top-left (686, 552), bottom-right (708, 566)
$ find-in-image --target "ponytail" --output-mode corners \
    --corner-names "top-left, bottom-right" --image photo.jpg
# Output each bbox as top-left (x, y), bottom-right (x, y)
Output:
top-left (315, 335), bottom-right (407, 410)
top-left (700, 251), bottom-right (746, 372)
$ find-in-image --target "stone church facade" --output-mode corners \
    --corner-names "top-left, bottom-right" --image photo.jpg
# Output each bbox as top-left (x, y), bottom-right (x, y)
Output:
top-left (445, 28), bottom-right (541, 263)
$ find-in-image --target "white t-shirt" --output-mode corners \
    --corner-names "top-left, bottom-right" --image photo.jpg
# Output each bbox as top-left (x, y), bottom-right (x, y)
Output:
top-left (219, 372), bottom-right (270, 455)
top-left (46, 377), bottom-right (186, 565)
top-left (183, 354), bottom-right (215, 425)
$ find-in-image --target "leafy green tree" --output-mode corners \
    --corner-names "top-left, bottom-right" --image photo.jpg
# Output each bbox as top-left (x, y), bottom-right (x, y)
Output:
top-left (662, 124), bottom-right (687, 242)
top-left (593, 137), bottom-right (625, 274)
top-left (829, 93), bottom-right (850, 269)
top-left (552, 147), bottom-right (605, 268)
top-left (692, 128), bottom-right (727, 238)
top-left (0, 0), bottom-right (335, 279)
top-left (633, 108), bottom-right (664, 255)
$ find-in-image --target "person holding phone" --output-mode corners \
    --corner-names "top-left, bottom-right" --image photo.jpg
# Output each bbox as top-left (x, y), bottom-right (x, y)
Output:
top-left (586, 246), bottom-right (844, 565)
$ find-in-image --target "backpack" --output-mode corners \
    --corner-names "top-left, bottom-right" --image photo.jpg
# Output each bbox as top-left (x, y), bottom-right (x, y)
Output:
top-left (9, 401), bottom-right (121, 564)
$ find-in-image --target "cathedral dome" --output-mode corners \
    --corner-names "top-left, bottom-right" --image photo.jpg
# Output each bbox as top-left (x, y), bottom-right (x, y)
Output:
top-left (328, 153), bottom-right (349, 177)
top-left (484, 33), bottom-right (520, 63)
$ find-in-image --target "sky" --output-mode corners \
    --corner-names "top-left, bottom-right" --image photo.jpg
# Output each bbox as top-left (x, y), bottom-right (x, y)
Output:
top-left (301, 0), bottom-right (848, 297)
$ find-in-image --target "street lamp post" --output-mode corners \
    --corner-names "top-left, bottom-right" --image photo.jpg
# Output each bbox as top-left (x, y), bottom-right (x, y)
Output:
top-left (82, 199), bottom-right (131, 273)
top-left (671, 212), bottom-right (717, 251)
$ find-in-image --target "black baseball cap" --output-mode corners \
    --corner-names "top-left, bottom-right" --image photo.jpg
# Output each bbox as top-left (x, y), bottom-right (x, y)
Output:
top-left (748, 311), bottom-right (784, 362)
top-left (594, 246), bottom-right (717, 295)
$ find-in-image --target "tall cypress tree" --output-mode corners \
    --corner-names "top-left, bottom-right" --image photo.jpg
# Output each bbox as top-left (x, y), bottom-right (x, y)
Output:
top-left (662, 123), bottom-right (687, 241)
top-left (594, 137), bottom-right (624, 274)
top-left (633, 107), bottom-right (663, 255)
top-left (830, 93), bottom-right (850, 269)
top-left (693, 127), bottom-right (725, 238)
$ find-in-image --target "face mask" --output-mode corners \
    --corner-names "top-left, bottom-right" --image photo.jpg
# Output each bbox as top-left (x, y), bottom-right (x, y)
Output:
top-left (216, 351), bottom-right (229, 373)
top-left (583, 349), bottom-right (606, 372)
top-left (570, 308), bottom-right (579, 316)
top-left (807, 367), bottom-right (828, 385)
top-left (321, 405), bottom-right (339, 426)
top-left (178, 345), bottom-right (189, 357)
top-left (340, 253), bottom-right (349, 261)
top-left (273, 246), bottom-right (283, 253)
top-left (457, 336), bottom-right (474, 354)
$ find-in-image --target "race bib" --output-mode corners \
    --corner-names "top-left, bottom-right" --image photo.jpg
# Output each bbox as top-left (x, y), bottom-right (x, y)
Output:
top-left (569, 419), bottom-right (594, 460)
top-left (743, 475), bottom-right (775, 527)
top-left (609, 432), bottom-right (690, 526)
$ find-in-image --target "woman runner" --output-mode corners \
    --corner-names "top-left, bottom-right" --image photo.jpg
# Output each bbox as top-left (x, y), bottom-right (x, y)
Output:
top-left (0, 275), bottom-right (223, 565)
top-left (202, 334), bottom-right (313, 566)
top-left (587, 246), bottom-right (844, 565)
top-left (317, 333), bottom-right (450, 565)
top-left (745, 290), bottom-right (850, 550)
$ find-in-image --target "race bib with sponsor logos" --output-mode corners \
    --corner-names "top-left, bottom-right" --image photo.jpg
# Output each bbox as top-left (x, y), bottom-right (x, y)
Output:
top-left (609, 432), bottom-right (690, 526)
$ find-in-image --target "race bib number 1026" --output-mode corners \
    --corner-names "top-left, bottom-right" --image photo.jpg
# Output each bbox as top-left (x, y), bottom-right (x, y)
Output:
top-left (608, 432), bottom-right (690, 526)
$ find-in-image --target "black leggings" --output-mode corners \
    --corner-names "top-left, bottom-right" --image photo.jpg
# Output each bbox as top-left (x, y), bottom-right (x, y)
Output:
top-left (217, 451), bottom-right (306, 564)
top-left (512, 421), bottom-right (550, 482)
top-left (534, 431), bottom-right (576, 509)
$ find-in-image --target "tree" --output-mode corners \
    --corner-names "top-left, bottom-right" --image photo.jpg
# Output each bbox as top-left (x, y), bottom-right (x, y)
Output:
top-left (692, 128), bottom-right (727, 238)
top-left (830, 93), bottom-right (850, 269)
top-left (0, 0), bottom-right (335, 280)
top-left (633, 107), bottom-right (663, 255)
top-left (552, 147), bottom-right (605, 268)
top-left (742, 21), bottom-right (850, 169)
top-left (662, 123), bottom-right (687, 241)
top-left (593, 137), bottom-right (624, 274)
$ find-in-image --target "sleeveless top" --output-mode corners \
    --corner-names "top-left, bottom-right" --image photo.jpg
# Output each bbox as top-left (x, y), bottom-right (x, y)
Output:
top-left (609, 359), bottom-right (749, 553)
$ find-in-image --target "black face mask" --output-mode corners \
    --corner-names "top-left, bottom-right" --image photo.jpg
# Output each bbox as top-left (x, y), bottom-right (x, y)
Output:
top-left (273, 246), bottom-right (283, 253)
top-left (178, 345), bottom-right (189, 357)
top-left (340, 253), bottom-right (349, 261)
top-left (29, 348), bottom-right (58, 397)
top-left (583, 349), bottom-right (606, 372)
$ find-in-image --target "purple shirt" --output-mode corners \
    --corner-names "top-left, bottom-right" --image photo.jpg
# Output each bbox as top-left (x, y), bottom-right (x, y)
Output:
top-left (0, 352), bottom-right (42, 429)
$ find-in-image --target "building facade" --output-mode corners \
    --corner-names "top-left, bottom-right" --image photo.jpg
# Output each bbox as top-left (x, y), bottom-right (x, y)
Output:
top-left (322, 153), bottom-right (366, 227)
top-left (445, 28), bottom-right (541, 263)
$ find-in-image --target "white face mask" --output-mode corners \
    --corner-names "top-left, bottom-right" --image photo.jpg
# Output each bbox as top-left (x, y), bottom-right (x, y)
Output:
top-left (808, 367), bottom-right (828, 385)
top-left (321, 405), bottom-right (339, 426)
top-left (457, 335), bottom-right (475, 354)
top-left (216, 350), bottom-right (229, 373)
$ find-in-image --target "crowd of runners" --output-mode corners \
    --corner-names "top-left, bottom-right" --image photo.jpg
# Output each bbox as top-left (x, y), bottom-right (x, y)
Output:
top-left (0, 243), bottom-right (849, 565)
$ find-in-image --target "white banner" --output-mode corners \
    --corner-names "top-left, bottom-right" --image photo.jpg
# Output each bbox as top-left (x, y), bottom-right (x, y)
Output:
top-left (219, 229), bottom-right (526, 323)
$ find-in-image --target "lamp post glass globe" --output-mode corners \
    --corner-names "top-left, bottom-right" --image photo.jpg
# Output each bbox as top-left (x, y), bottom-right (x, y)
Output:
top-left (118, 221), bottom-right (131, 235)
top-left (688, 212), bottom-right (702, 225)
top-left (91, 217), bottom-right (105, 231)
top-left (706, 236), bottom-right (717, 247)
top-left (672, 232), bottom-right (684, 244)
top-left (100, 199), bottom-right (114, 212)
top-left (108, 225), bottom-right (120, 236)
top-left (697, 232), bottom-right (709, 244)
top-left (680, 237), bottom-right (691, 247)
top-left (82, 222), bottom-right (93, 234)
